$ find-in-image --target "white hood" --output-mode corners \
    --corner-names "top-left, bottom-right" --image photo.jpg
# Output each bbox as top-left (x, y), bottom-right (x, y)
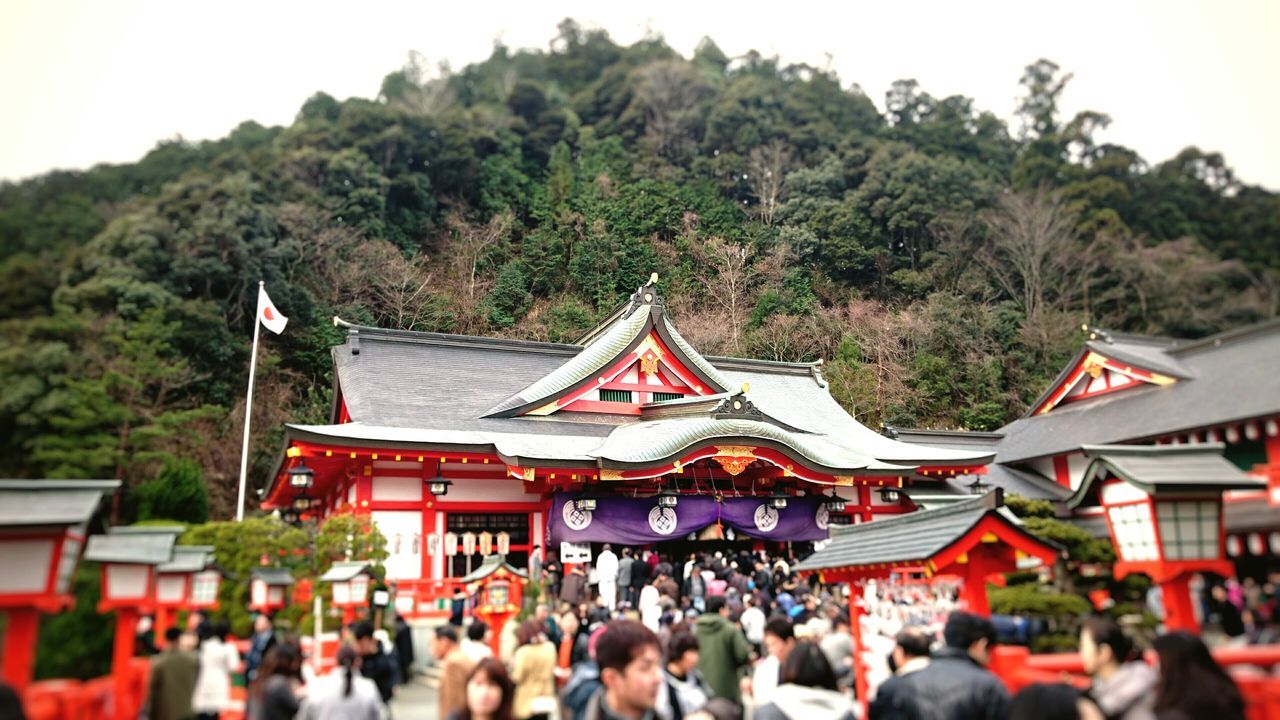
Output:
top-left (769, 684), bottom-right (855, 720)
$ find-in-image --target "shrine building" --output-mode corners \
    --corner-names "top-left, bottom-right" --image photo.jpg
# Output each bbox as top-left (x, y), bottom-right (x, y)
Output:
top-left (262, 277), bottom-right (994, 617)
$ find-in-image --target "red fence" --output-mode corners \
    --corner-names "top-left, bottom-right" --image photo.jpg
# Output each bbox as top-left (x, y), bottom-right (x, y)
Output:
top-left (990, 644), bottom-right (1280, 719)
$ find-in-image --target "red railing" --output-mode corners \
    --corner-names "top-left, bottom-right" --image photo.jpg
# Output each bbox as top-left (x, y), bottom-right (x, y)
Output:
top-left (990, 644), bottom-right (1280, 719)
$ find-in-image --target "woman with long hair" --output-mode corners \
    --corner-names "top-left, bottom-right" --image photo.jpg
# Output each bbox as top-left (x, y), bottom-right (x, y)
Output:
top-left (752, 641), bottom-right (855, 720)
top-left (247, 641), bottom-right (303, 720)
top-left (448, 657), bottom-right (516, 720)
top-left (298, 644), bottom-right (384, 720)
top-left (511, 619), bottom-right (557, 720)
top-left (1152, 631), bottom-right (1244, 720)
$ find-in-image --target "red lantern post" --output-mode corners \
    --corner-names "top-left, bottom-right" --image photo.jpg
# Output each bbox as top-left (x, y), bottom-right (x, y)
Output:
top-left (0, 480), bottom-right (119, 694)
top-left (248, 568), bottom-right (294, 615)
top-left (85, 527), bottom-right (181, 720)
top-left (153, 546), bottom-right (216, 647)
top-left (1069, 445), bottom-right (1266, 632)
top-left (320, 561), bottom-right (376, 625)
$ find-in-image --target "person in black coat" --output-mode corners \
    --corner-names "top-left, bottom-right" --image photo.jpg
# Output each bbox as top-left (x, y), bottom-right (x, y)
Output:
top-left (872, 612), bottom-right (1009, 720)
top-left (394, 615), bottom-right (415, 682)
top-left (630, 554), bottom-right (651, 609)
top-left (352, 621), bottom-right (400, 704)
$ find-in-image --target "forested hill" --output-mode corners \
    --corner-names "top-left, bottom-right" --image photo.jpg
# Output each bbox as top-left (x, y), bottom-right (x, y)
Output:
top-left (1, 20), bottom-right (1276, 520)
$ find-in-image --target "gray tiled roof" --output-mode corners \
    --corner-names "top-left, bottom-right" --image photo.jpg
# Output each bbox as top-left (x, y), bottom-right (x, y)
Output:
top-left (0, 479), bottom-right (119, 528)
top-left (1064, 444), bottom-right (1265, 509)
top-left (287, 311), bottom-right (993, 486)
top-left (157, 546), bottom-right (215, 573)
top-left (997, 320), bottom-right (1280, 463)
top-left (1225, 495), bottom-right (1280, 533)
top-left (795, 491), bottom-right (1055, 572)
top-left (318, 561), bottom-right (374, 582)
top-left (251, 567), bottom-right (294, 585)
top-left (84, 533), bottom-right (175, 565)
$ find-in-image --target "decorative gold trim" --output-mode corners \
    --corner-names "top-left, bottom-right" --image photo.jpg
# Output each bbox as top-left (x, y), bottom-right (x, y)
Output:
top-left (714, 456), bottom-right (754, 476)
top-left (523, 467), bottom-right (536, 482)
top-left (634, 334), bottom-right (668, 360)
top-left (714, 446), bottom-right (756, 458)
top-left (834, 476), bottom-right (854, 486)
top-left (600, 469), bottom-right (625, 481)
top-left (639, 352), bottom-right (660, 377)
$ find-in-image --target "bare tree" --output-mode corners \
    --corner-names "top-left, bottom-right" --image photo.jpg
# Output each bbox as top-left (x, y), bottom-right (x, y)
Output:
top-left (746, 140), bottom-right (792, 225)
top-left (633, 60), bottom-right (712, 161)
top-left (976, 188), bottom-right (1098, 325)
top-left (701, 237), bottom-right (756, 354)
top-left (446, 211), bottom-right (514, 302)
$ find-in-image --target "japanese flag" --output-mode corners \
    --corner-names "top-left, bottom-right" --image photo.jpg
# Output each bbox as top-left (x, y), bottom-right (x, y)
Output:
top-left (257, 285), bottom-right (288, 334)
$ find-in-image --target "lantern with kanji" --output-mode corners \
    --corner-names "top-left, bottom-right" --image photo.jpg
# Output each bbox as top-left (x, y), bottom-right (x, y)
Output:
top-left (460, 554), bottom-right (528, 656)
top-left (0, 479), bottom-right (119, 694)
top-left (249, 568), bottom-right (293, 614)
top-left (1065, 444), bottom-right (1264, 631)
top-left (319, 561), bottom-right (376, 624)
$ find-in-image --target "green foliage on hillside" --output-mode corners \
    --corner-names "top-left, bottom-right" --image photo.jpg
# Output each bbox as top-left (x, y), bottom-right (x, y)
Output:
top-left (2, 21), bottom-right (1276, 518)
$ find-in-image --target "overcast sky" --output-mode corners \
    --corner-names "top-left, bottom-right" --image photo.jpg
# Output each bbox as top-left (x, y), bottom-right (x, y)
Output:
top-left (2, 0), bottom-right (1277, 189)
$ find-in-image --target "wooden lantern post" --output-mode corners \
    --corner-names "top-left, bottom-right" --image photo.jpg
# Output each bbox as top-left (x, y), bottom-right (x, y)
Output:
top-left (320, 561), bottom-right (375, 626)
top-left (1066, 445), bottom-right (1266, 632)
top-left (0, 479), bottom-right (119, 694)
top-left (153, 546), bottom-right (216, 647)
top-left (84, 527), bottom-right (180, 720)
top-left (249, 568), bottom-right (294, 615)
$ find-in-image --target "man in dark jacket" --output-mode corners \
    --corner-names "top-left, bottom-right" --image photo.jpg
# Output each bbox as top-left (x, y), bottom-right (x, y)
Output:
top-left (561, 564), bottom-right (589, 606)
top-left (145, 627), bottom-right (199, 720)
top-left (353, 620), bottom-right (400, 704)
top-left (873, 612), bottom-right (1008, 720)
top-left (394, 615), bottom-right (415, 682)
top-left (630, 555), bottom-right (651, 609)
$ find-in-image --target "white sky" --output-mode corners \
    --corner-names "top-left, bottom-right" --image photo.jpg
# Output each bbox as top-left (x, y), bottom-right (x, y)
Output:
top-left (2, 0), bottom-right (1278, 189)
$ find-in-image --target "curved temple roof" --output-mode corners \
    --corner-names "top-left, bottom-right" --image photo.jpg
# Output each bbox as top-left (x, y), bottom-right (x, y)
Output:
top-left (267, 279), bottom-right (995, 502)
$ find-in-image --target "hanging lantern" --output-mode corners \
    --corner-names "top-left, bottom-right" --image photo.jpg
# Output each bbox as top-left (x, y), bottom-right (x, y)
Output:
top-left (479, 531), bottom-right (494, 555)
top-left (444, 533), bottom-right (458, 557)
top-left (427, 477), bottom-right (453, 497)
top-left (658, 481), bottom-right (679, 508)
top-left (288, 463), bottom-right (315, 490)
top-left (825, 492), bottom-right (846, 513)
top-left (496, 532), bottom-right (510, 555)
top-left (967, 478), bottom-right (993, 496)
top-left (769, 487), bottom-right (789, 509)
top-left (461, 532), bottom-right (477, 556)
top-left (879, 487), bottom-right (901, 504)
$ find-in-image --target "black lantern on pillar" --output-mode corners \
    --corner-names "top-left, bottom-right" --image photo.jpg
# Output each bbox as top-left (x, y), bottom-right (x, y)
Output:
top-left (879, 487), bottom-right (901, 503)
top-left (288, 463), bottom-right (315, 490)
top-left (427, 477), bottom-right (453, 497)
top-left (281, 509), bottom-right (301, 524)
top-left (292, 494), bottom-right (314, 512)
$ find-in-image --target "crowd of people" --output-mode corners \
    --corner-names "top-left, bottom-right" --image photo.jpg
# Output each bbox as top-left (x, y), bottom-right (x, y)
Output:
top-left (108, 546), bottom-right (1262, 720)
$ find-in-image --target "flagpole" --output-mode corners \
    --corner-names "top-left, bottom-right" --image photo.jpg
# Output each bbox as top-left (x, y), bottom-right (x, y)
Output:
top-left (235, 281), bottom-right (265, 522)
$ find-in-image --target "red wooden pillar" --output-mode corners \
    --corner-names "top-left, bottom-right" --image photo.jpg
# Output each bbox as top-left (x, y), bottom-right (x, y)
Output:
top-left (1160, 574), bottom-right (1199, 632)
top-left (1, 608), bottom-right (40, 693)
top-left (154, 606), bottom-right (172, 649)
top-left (112, 607), bottom-right (141, 720)
top-left (848, 590), bottom-right (870, 717)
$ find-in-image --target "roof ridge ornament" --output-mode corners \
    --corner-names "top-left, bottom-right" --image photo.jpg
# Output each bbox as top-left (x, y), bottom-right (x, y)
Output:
top-left (627, 273), bottom-right (665, 313)
top-left (1081, 323), bottom-right (1113, 344)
